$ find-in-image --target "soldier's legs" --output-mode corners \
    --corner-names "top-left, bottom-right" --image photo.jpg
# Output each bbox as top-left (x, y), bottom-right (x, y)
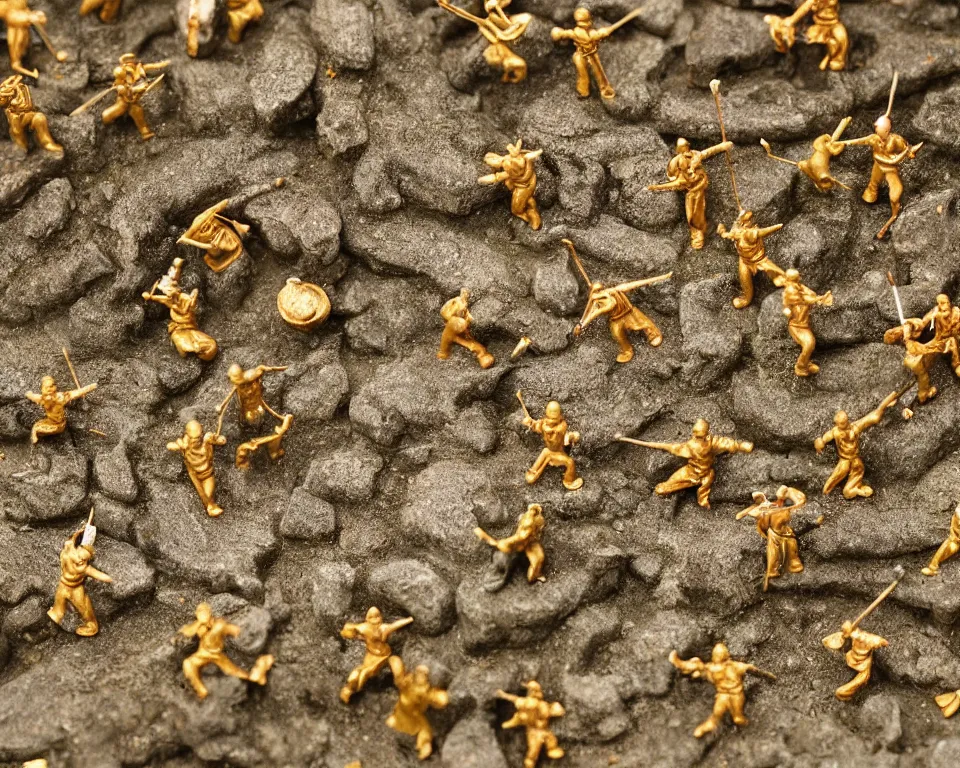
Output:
top-left (551, 453), bottom-right (582, 491)
top-left (524, 731), bottom-right (546, 768)
top-left (572, 51), bottom-right (591, 97)
top-left (512, 184), bottom-right (541, 230)
top-left (79, 0), bottom-right (103, 16)
top-left (625, 310), bottom-right (663, 347)
top-left (183, 654), bottom-right (211, 698)
top-left (789, 324), bottom-right (819, 376)
top-left (70, 588), bottom-right (100, 636)
top-left (101, 98), bottom-right (129, 125)
top-left (905, 353), bottom-right (937, 403)
top-left (655, 466), bottom-right (698, 498)
top-left (525, 449), bottom-right (552, 485)
top-left (525, 542), bottom-right (545, 582)
top-left (29, 112), bottom-right (63, 152)
top-left (8, 29), bottom-right (30, 74)
top-left (836, 667), bottom-right (871, 701)
top-left (944, 337), bottom-right (960, 373)
top-left (8, 114), bottom-right (29, 151)
top-left (127, 103), bottom-right (155, 140)
top-left (543, 730), bottom-right (563, 759)
top-left (784, 537), bottom-right (804, 573)
top-left (415, 727), bottom-right (434, 759)
top-left (101, 0), bottom-right (122, 21)
top-left (696, 468), bottom-right (716, 509)
top-left (686, 190), bottom-right (707, 249)
top-left (733, 260), bottom-right (756, 309)
top-left (826, 22), bottom-right (849, 71)
top-left (609, 318), bottom-right (636, 363)
top-left (822, 459), bottom-right (851, 495)
top-left (47, 583), bottom-right (71, 625)
top-left (213, 654), bottom-right (251, 681)
top-left (922, 532), bottom-right (959, 576)
top-left (766, 538), bottom-right (784, 579)
top-left (187, 469), bottom-right (222, 517)
top-left (437, 327), bottom-right (457, 359)
top-left (842, 457), bottom-right (870, 498)
top-left (586, 53), bottom-right (614, 99)
top-left (454, 335), bottom-right (494, 368)
top-left (31, 417), bottom-right (66, 444)
top-left (862, 162), bottom-right (884, 203)
top-left (877, 169), bottom-right (903, 237)
top-left (728, 692), bottom-right (748, 726)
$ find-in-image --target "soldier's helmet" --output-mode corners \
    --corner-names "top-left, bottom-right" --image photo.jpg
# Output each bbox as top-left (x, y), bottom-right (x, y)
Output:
top-left (785, 268), bottom-right (801, 283)
top-left (524, 680), bottom-right (544, 698)
top-left (227, 363), bottom-right (245, 384)
top-left (574, 7), bottom-right (592, 25)
top-left (366, 606), bottom-right (383, 623)
top-left (873, 114), bottom-right (891, 136)
top-left (41, 375), bottom-right (56, 394)
top-left (119, 53), bottom-right (137, 64)
top-left (185, 419), bottom-right (204, 438)
top-left (545, 401), bottom-right (563, 419)
top-left (711, 643), bottom-right (730, 663)
top-left (676, 137), bottom-right (690, 153)
top-left (196, 602), bottom-right (212, 621)
top-left (692, 418), bottom-right (709, 437)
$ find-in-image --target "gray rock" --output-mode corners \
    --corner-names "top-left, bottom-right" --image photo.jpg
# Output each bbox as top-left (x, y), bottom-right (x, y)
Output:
top-left (207, 593), bottom-right (274, 655)
top-left (5, 450), bottom-right (89, 523)
top-left (367, 559), bottom-right (455, 635)
top-left (859, 694), bottom-right (903, 752)
top-left (440, 715), bottom-right (508, 768)
top-left (93, 441), bottom-right (139, 503)
top-left (679, 276), bottom-right (749, 390)
top-left (685, 4), bottom-right (773, 87)
top-left (303, 440), bottom-right (384, 502)
top-left (560, 673), bottom-right (630, 742)
top-left (533, 254), bottom-right (581, 316)
top-left (88, 494), bottom-right (137, 543)
top-left (311, 0), bottom-right (375, 71)
top-left (311, 561), bottom-right (356, 624)
top-left (280, 488), bottom-right (337, 541)
top-left (251, 13), bottom-right (319, 128)
top-left (317, 77), bottom-right (369, 156)
top-left (447, 402), bottom-right (499, 454)
top-left (282, 336), bottom-right (350, 422)
top-left (244, 187), bottom-right (342, 272)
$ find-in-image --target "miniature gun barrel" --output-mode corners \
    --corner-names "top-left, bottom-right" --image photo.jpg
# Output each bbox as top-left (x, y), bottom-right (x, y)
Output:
top-left (615, 436), bottom-right (664, 449)
top-left (516, 391), bottom-right (533, 422)
top-left (605, 7), bottom-right (642, 34)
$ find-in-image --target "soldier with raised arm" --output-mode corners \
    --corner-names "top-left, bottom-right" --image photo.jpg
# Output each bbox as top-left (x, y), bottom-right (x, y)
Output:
top-left (718, 209), bottom-right (785, 309)
top-left (736, 486), bottom-right (810, 591)
top-left (100, 53), bottom-right (169, 140)
top-left (25, 375), bottom-right (97, 444)
top-left (339, 607), bottom-right (413, 703)
top-left (884, 294), bottom-right (960, 405)
top-left (437, 288), bottom-right (494, 369)
top-left (814, 391), bottom-right (898, 499)
top-left (142, 258), bottom-right (218, 361)
top-left (618, 419), bottom-right (753, 509)
top-left (3, 0), bottom-right (66, 78)
top-left (648, 138), bottom-right (733, 250)
top-left (475, 502), bottom-right (546, 592)
top-left (773, 268), bottom-right (833, 377)
top-left (478, 139), bottom-right (542, 230)
top-left (765, 0), bottom-right (848, 71)
top-left (519, 395), bottom-right (583, 491)
top-left (168, 419), bottom-right (227, 517)
top-left (218, 363), bottom-right (288, 427)
top-left (47, 511), bottom-right (112, 637)
top-left (0, 75), bottom-right (62, 153)
top-left (550, 7), bottom-right (641, 100)
top-left (437, 0), bottom-right (531, 84)
top-left (386, 656), bottom-right (449, 760)
top-left (496, 680), bottom-right (565, 768)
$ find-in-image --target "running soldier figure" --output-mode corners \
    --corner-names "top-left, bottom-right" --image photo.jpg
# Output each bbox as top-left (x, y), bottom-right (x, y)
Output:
top-left (765, 0), bottom-right (849, 71)
top-left (736, 486), bottom-right (809, 591)
top-left (497, 680), bottom-right (566, 768)
top-left (475, 503), bottom-right (546, 592)
top-left (339, 607), bottom-right (413, 704)
top-left (2, 0), bottom-right (66, 77)
top-left (718, 210), bottom-right (785, 309)
top-left (167, 419), bottom-right (227, 517)
top-left (518, 395), bottom-right (583, 491)
top-left (25, 375), bottom-right (97, 443)
top-left (101, 53), bottom-right (169, 140)
top-left (0, 75), bottom-right (62, 153)
top-left (814, 391), bottom-right (898, 499)
top-left (478, 139), bottom-right (542, 230)
top-left (922, 502), bottom-right (960, 577)
top-left (386, 657), bottom-right (449, 760)
top-left (884, 294), bottom-right (960, 404)
top-left (437, 289), bottom-right (494, 369)
top-left (47, 512), bottom-right (112, 637)
top-left (142, 258), bottom-right (219, 361)
top-left (775, 268), bottom-right (833, 377)
top-left (648, 138), bottom-right (733, 250)
top-left (218, 363), bottom-right (288, 427)
top-left (550, 7), bottom-right (641, 100)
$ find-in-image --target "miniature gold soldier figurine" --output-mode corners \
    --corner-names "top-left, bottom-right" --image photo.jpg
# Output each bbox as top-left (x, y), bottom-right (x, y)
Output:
top-left (235, 412), bottom-right (294, 470)
top-left (842, 74), bottom-right (922, 239)
top-left (822, 569), bottom-right (901, 701)
top-left (142, 258), bottom-right (219, 361)
top-left (669, 644), bottom-right (775, 738)
top-left (478, 139), bottom-right (542, 230)
top-left (25, 351), bottom-right (97, 443)
top-left (550, 7), bottom-right (641, 100)
top-left (339, 607), bottom-right (414, 704)
top-left (2, 0), bottom-right (67, 78)
top-left (617, 419), bottom-right (753, 509)
top-left (218, 363), bottom-right (288, 427)
top-left (47, 510), bottom-right (112, 637)
top-left (475, 502), bottom-right (546, 593)
top-left (437, 288), bottom-right (494, 369)
top-left (564, 239), bottom-right (671, 363)
top-left (736, 486), bottom-right (808, 591)
top-left (814, 391), bottom-right (898, 499)
top-left (518, 393), bottom-right (583, 491)
top-left (0, 75), bottom-right (62, 153)
top-left (718, 210), bottom-right (785, 309)
top-left (496, 680), bottom-right (566, 768)
top-left (226, 0), bottom-right (264, 44)
top-left (168, 419), bottom-right (227, 517)
top-left (648, 138), bottom-right (733, 250)
top-left (73, 53), bottom-right (169, 140)
top-left (79, 0), bottom-right (121, 23)
top-left (922, 502), bottom-right (960, 577)
top-left (437, 0), bottom-right (531, 84)
top-left (761, 117), bottom-right (852, 193)
top-left (179, 602), bottom-right (274, 700)
top-left (765, 0), bottom-right (848, 71)
top-left (386, 656), bottom-right (449, 760)
top-left (775, 268), bottom-right (833, 377)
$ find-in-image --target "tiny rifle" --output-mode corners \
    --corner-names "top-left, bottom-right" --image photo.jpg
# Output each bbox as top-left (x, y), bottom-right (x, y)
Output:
top-left (604, 7), bottom-right (643, 35)
top-left (516, 390), bottom-right (533, 425)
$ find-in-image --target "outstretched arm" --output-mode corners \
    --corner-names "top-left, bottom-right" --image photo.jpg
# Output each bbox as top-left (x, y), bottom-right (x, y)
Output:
top-left (783, 0), bottom-right (814, 25)
top-left (757, 223), bottom-right (784, 238)
top-left (25, 391), bottom-right (42, 404)
top-left (700, 140), bottom-right (734, 160)
top-left (854, 391), bottom-right (898, 433)
top-left (813, 428), bottom-right (835, 453)
top-left (551, 26), bottom-right (575, 42)
top-left (66, 383), bottom-right (98, 401)
top-left (85, 566), bottom-right (112, 583)
top-left (669, 650), bottom-right (705, 677)
top-left (383, 616), bottom-right (414, 637)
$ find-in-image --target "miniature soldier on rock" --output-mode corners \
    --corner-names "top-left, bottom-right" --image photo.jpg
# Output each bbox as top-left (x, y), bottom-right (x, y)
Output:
top-left (761, 117), bottom-right (852, 193)
top-left (736, 486), bottom-right (809, 591)
top-left (25, 375), bottom-right (97, 444)
top-left (884, 293), bottom-right (960, 404)
top-left (0, 75), bottom-right (62, 153)
top-left (718, 210), bottom-right (785, 309)
top-left (47, 510), bottom-right (111, 637)
top-left (340, 607), bottom-right (413, 704)
top-left (669, 644), bottom-right (774, 738)
top-left (437, 289), bottom-right (494, 369)
top-left (774, 268), bottom-right (833, 377)
top-left (475, 502), bottom-right (546, 592)
top-left (100, 53), bottom-right (169, 140)
top-left (617, 419), bottom-right (753, 509)
top-left (814, 391), bottom-right (898, 499)
top-left (168, 419), bottom-right (227, 517)
top-left (648, 138), bottom-right (733, 250)
top-left (550, 7), bottom-right (641, 100)
top-left (386, 656), bottom-right (449, 760)
top-left (437, 0), bottom-right (532, 84)
top-left (922, 502), bottom-right (960, 577)
top-left (218, 363), bottom-right (288, 427)
top-left (518, 393), bottom-right (583, 491)
top-left (179, 602), bottom-right (274, 699)
top-left (2, 0), bottom-right (67, 78)
top-left (478, 139), bottom-right (542, 230)
top-left (497, 680), bottom-right (566, 768)
top-left (765, 0), bottom-right (848, 71)
top-left (79, 0), bottom-right (121, 23)
top-left (142, 258), bottom-right (218, 361)
top-left (235, 413), bottom-right (293, 470)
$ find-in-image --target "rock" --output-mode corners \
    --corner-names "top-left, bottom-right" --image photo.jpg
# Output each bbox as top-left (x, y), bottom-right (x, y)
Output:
top-left (251, 13), bottom-right (319, 128)
top-left (280, 488), bottom-right (337, 541)
top-left (685, 4), bottom-right (772, 87)
top-left (175, 60), bottom-right (254, 133)
top-left (317, 76), bottom-right (368, 156)
top-left (339, 271), bottom-right (439, 353)
top-left (367, 559), bottom-right (456, 635)
top-left (533, 254), bottom-right (581, 316)
top-left (303, 440), bottom-right (384, 502)
top-left (447, 402), bottom-right (499, 454)
top-left (88, 494), bottom-right (137, 543)
top-left (440, 715), bottom-right (508, 768)
top-left (95, 538), bottom-right (157, 606)
top-left (554, 153), bottom-right (606, 222)
top-left (93, 441), bottom-right (139, 503)
top-left (282, 336), bottom-right (350, 422)
top-left (68, 296), bottom-right (144, 357)
top-left (679, 276), bottom-right (749, 390)
top-left (311, 561), bottom-right (356, 624)
top-left (560, 673), bottom-right (630, 742)
top-left (859, 695), bottom-right (903, 752)
top-left (5, 450), bottom-right (89, 523)
top-left (311, 0), bottom-right (375, 70)
top-left (244, 187), bottom-right (342, 272)
top-left (207, 593), bottom-right (273, 655)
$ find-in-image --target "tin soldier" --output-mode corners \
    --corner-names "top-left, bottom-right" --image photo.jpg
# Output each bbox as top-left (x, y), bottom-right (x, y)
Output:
top-left (922, 502), bottom-right (960, 577)
top-left (550, 7), bottom-right (641, 100)
top-left (235, 413), bottom-right (294, 470)
top-left (765, 0), bottom-right (848, 71)
top-left (437, 0), bottom-right (531, 84)
top-left (226, 0), bottom-right (264, 44)
top-left (99, 53), bottom-right (169, 140)
top-left (2, 0), bottom-right (67, 78)
top-left (437, 288), bottom-right (494, 369)
top-left (822, 570), bottom-right (901, 701)
top-left (518, 394), bottom-right (583, 491)
top-left (760, 117), bottom-right (852, 193)
top-left (669, 644), bottom-right (775, 738)
top-left (339, 607), bottom-right (414, 704)
top-left (217, 363), bottom-right (288, 427)
top-left (178, 201), bottom-right (250, 272)
top-left (167, 419), bottom-right (227, 517)
top-left (478, 139), bottom-right (542, 230)
top-left (617, 419), bottom-right (754, 509)
top-left (564, 239), bottom-right (671, 363)
top-left (179, 602), bottom-right (274, 699)
top-left (814, 391), bottom-right (898, 499)
top-left (25, 374), bottom-right (97, 444)
top-left (79, 0), bottom-right (121, 23)
top-left (0, 75), bottom-right (62, 153)
top-left (47, 510), bottom-right (112, 637)
top-left (496, 680), bottom-right (565, 768)
top-left (475, 502), bottom-right (546, 592)
top-left (142, 258), bottom-right (219, 361)
top-left (386, 656), bottom-right (449, 760)
top-left (885, 293), bottom-right (960, 404)
top-left (736, 486), bottom-right (808, 591)
top-left (718, 210), bottom-right (786, 309)
top-left (648, 138), bottom-right (733, 250)
top-left (774, 268), bottom-right (833, 377)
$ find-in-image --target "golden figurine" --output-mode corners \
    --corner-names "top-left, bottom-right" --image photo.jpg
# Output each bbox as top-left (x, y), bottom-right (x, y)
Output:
top-left (822, 569), bottom-right (902, 701)
top-left (496, 680), bottom-right (565, 768)
top-left (478, 139), bottom-right (542, 230)
top-left (437, 288), bottom-right (494, 369)
top-left (179, 602), bottom-right (274, 700)
top-left (669, 644), bottom-right (775, 738)
top-left (168, 419), bottom-right (227, 517)
top-left (79, 0), bottom-right (121, 23)
top-left (761, 117), bottom-right (852, 192)
top-left (474, 502), bottom-right (546, 593)
top-left (23, 760), bottom-right (48, 768)
top-left (718, 210), bottom-right (786, 309)
top-left (736, 486), bottom-right (809, 591)
top-left (1, 0), bottom-right (67, 78)
top-left (226, 0), bottom-right (264, 44)
top-left (922, 501), bottom-right (960, 577)
top-left (437, 0), bottom-right (531, 84)
top-left (276, 277), bottom-right (330, 330)
top-left (218, 363), bottom-right (288, 427)
top-left (617, 419), bottom-right (753, 509)
top-left (937, 689), bottom-right (960, 718)
top-left (235, 413), bottom-right (294, 470)
top-left (25, 349), bottom-right (97, 444)
top-left (774, 268), bottom-right (833, 377)
top-left (564, 239), bottom-right (671, 363)
top-left (765, 0), bottom-right (848, 71)
top-left (0, 75), bottom-right (62, 153)
top-left (385, 656), bottom-right (449, 760)
top-left (842, 74), bottom-right (922, 239)
top-left (47, 510), bottom-right (112, 637)
top-left (518, 392), bottom-right (582, 491)
top-left (142, 258), bottom-right (219, 361)
top-left (339, 607), bottom-right (414, 704)
top-left (814, 391), bottom-right (898, 499)
top-left (550, 7), bottom-right (642, 100)
top-left (71, 54), bottom-right (169, 140)
top-left (647, 138), bottom-right (733, 250)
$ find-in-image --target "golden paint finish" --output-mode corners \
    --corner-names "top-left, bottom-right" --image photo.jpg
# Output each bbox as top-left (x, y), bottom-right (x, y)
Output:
top-left (100, 54), bottom-right (168, 140)
top-left (143, 258), bottom-right (219, 361)
top-left (438, 288), bottom-right (494, 369)
top-left (718, 210), bottom-right (785, 309)
top-left (438, 0), bottom-right (532, 84)
top-left (0, 75), bottom-right (61, 152)
top-left (775, 268), bottom-right (832, 377)
top-left (922, 503), bottom-right (960, 577)
top-left (2, 0), bottom-right (66, 78)
top-left (386, 656), bottom-right (449, 760)
top-left (550, 7), bottom-right (641, 100)
top-left (475, 503), bottom-right (546, 588)
top-left (277, 278), bottom-right (330, 330)
top-left (168, 419), bottom-right (227, 517)
top-left (497, 680), bottom-right (565, 768)
top-left (339, 607), bottom-right (413, 704)
top-left (518, 394), bottom-right (582, 491)
top-left (236, 412), bottom-right (293, 470)
top-left (736, 486), bottom-right (808, 591)
top-left (47, 512), bottom-right (111, 637)
top-left (765, 0), bottom-right (848, 71)
top-left (227, 0), bottom-right (264, 44)
top-left (761, 117), bottom-right (852, 192)
top-left (79, 0), bottom-right (121, 22)
top-left (478, 139), bottom-right (542, 230)
top-left (25, 375), bottom-right (96, 444)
